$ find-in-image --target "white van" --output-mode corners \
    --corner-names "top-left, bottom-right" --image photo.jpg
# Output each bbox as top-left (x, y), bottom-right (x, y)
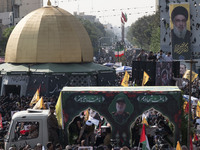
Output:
top-left (4, 109), bottom-right (49, 150)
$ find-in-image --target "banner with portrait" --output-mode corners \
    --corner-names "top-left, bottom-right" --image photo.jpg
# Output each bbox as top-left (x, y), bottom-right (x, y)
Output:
top-left (169, 3), bottom-right (191, 60)
top-left (60, 86), bottom-right (182, 147)
top-left (155, 62), bottom-right (173, 86)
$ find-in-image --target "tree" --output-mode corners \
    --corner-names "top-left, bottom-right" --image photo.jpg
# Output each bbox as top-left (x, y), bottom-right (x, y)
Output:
top-left (79, 19), bottom-right (106, 56)
top-left (149, 27), bottom-right (160, 52)
top-left (127, 12), bottom-right (160, 51)
top-left (0, 26), bottom-right (14, 56)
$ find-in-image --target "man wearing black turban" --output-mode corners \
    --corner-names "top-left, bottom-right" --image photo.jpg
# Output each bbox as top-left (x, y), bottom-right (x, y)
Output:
top-left (171, 6), bottom-right (191, 60)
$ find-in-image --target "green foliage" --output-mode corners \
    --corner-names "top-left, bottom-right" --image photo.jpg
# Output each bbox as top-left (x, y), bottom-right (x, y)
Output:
top-left (3, 26), bottom-right (15, 38)
top-left (79, 19), bottom-right (106, 55)
top-left (0, 26), bottom-right (14, 55)
top-left (127, 12), bottom-right (160, 51)
top-left (149, 27), bottom-right (160, 53)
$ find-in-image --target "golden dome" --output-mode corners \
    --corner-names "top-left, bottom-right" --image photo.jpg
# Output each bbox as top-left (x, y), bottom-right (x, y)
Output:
top-left (5, 6), bottom-right (93, 63)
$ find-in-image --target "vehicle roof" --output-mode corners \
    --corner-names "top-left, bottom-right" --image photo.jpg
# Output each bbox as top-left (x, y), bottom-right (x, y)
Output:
top-left (12, 109), bottom-right (49, 120)
top-left (62, 86), bottom-right (181, 92)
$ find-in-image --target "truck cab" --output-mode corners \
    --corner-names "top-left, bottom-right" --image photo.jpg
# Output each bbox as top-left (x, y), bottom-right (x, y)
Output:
top-left (4, 109), bottom-right (49, 150)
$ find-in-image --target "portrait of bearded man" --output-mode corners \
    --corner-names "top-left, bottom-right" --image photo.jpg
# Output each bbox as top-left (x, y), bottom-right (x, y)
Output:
top-left (170, 5), bottom-right (191, 60)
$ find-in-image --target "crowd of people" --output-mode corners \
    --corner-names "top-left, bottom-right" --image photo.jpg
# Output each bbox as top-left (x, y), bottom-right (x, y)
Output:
top-left (136, 49), bottom-right (173, 62)
top-left (1, 47), bottom-right (200, 149)
top-left (0, 92), bottom-right (176, 150)
top-left (0, 95), bottom-right (58, 150)
top-left (94, 47), bottom-right (173, 66)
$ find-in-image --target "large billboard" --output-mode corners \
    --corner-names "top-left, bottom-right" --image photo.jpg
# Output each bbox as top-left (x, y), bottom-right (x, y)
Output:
top-left (169, 3), bottom-right (191, 60)
top-left (60, 87), bottom-right (182, 147)
top-left (155, 62), bottom-right (173, 86)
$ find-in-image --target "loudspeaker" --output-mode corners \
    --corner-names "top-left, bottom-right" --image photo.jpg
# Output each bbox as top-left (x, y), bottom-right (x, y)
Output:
top-left (132, 61), bottom-right (156, 86)
top-left (145, 61), bottom-right (156, 86)
top-left (172, 61), bottom-right (180, 78)
top-left (132, 61), bottom-right (140, 82)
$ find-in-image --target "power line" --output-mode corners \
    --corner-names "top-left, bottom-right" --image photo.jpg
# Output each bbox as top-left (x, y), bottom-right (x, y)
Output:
top-left (96, 11), bottom-right (156, 18)
top-left (58, 0), bottom-right (155, 13)
top-left (87, 6), bottom-right (155, 14)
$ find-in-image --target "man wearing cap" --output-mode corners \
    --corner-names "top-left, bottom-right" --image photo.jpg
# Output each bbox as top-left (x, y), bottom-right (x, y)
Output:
top-left (112, 97), bottom-right (129, 124)
top-left (47, 105), bottom-right (59, 146)
top-left (171, 6), bottom-right (191, 60)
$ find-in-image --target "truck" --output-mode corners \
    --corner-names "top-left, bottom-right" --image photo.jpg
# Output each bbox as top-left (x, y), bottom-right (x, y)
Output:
top-left (4, 109), bottom-right (49, 149)
top-left (4, 86), bottom-right (183, 149)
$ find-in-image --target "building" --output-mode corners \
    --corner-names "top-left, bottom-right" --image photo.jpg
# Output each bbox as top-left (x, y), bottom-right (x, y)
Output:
top-left (0, 0), bottom-right (43, 38)
top-left (160, 0), bottom-right (200, 71)
top-left (0, 0), bottom-right (12, 38)
top-left (0, 0), bottom-right (116, 97)
top-left (13, 0), bottom-right (43, 25)
top-left (0, 0), bottom-right (12, 13)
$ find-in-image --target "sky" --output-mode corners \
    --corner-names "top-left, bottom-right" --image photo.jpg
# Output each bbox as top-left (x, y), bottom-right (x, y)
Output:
top-left (43, 0), bottom-right (156, 27)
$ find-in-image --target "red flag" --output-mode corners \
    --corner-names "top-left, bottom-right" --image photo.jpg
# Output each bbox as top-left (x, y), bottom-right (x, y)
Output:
top-left (0, 113), bottom-right (3, 129)
top-left (20, 129), bottom-right (29, 135)
top-left (190, 135), bottom-right (193, 150)
top-left (140, 124), bottom-right (146, 143)
top-left (185, 102), bottom-right (189, 113)
top-left (122, 12), bottom-right (127, 22)
top-left (139, 124), bottom-right (150, 150)
top-left (194, 134), bottom-right (198, 141)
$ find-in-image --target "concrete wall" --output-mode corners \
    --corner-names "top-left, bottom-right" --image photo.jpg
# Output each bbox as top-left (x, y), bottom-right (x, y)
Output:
top-left (14, 0), bottom-right (43, 25)
top-left (0, 0), bottom-right (43, 25)
top-left (1, 75), bottom-right (29, 96)
top-left (0, 12), bottom-right (13, 25)
top-left (0, 0), bottom-right (12, 13)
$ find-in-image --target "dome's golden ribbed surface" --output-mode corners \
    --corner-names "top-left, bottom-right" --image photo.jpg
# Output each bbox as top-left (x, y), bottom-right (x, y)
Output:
top-left (5, 6), bottom-right (93, 63)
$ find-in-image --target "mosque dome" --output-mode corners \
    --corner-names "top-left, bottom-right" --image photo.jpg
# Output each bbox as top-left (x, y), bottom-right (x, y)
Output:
top-left (5, 4), bottom-right (93, 63)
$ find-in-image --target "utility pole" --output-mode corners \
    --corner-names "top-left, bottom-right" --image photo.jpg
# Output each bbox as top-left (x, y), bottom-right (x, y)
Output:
top-left (11, 0), bottom-right (15, 26)
top-left (185, 59), bottom-right (198, 149)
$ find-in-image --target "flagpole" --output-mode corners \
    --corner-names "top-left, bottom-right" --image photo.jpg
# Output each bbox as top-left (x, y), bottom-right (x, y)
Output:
top-left (118, 42), bottom-right (119, 63)
top-left (121, 23), bottom-right (124, 65)
top-left (137, 142), bottom-right (140, 150)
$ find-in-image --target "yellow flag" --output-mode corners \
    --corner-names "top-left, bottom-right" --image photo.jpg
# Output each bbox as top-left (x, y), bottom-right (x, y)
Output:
top-left (183, 101), bottom-right (187, 111)
top-left (142, 117), bottom-right (148, 126)
top-left (196, 105), bottom-right (200, 117)
top-left (197, 101), bottom-right (200, 107)
top-left (30, 89), bottom-right (40, 106)
top-left (84, 109), bottom-right (89, 121)
top-left (142, 71), bottom-right (149, 86)
top-left (56, 92), bottom-right (64, 129)
top-left (121, 71), bottom-right (130, 87)
top-left (176, 141), bottom-right (182, 150)
top-left (183, 70), bottom-right (198, 82)
top-left (33, 97), bottom-right (46, 109)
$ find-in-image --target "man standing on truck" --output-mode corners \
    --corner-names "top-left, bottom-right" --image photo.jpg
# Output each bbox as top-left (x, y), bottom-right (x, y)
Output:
top-left (47, 105), bottom-right (59, 146)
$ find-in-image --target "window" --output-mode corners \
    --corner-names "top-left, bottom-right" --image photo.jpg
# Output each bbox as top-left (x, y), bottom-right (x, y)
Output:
top-left (14, 121), bottom-right (39, 141)
top-left (14, 5), bottom-right (19, 18)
